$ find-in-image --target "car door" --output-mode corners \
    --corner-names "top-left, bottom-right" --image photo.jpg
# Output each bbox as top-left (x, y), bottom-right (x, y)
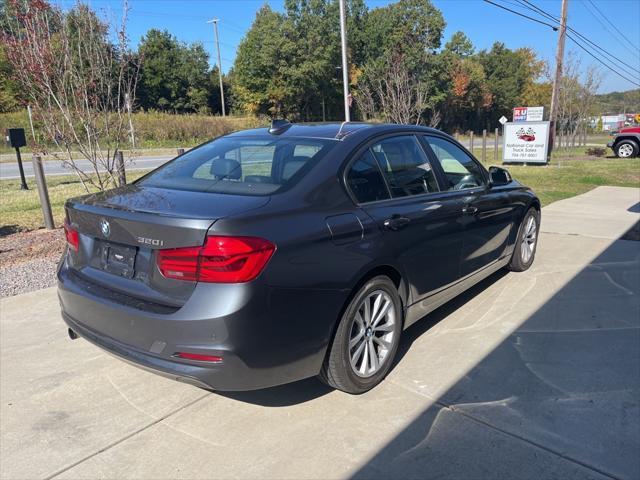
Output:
top-left (345, 134), bottom-right (467, 305)
top-left (423, 135), bottom-right (516, 278)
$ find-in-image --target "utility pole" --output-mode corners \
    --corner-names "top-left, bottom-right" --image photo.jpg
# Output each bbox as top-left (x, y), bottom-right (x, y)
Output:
top-left (548, 0), bottom-right (568, 157)
top-left (339, 0), bottom-right (350, 122)
top-left (207, 18), bottom-right (226, 117)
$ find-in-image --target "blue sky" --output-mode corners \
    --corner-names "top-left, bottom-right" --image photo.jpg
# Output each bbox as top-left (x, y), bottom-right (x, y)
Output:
top-left (58, 0), bottom-right (640, 93)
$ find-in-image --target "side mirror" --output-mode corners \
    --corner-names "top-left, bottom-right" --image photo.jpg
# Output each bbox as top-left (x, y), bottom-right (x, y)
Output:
top-left (488, 166), bottom-right (512, 186)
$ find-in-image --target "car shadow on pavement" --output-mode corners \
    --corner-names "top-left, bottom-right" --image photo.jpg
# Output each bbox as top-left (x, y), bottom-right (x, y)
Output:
top-left (218, 269), bottom-right (509, 408)
top-left (349, 236), bottom-right (640, 480)
top-left (391, 269), bottom-right (509, 371)
top-left (216, 377), bottom-right (333, 407)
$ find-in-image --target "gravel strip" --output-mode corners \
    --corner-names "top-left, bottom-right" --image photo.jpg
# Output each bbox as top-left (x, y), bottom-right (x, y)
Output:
top-left (0, 228), bottom-right (65, 297)
top-left (0, 256), bottom-right (60, 297)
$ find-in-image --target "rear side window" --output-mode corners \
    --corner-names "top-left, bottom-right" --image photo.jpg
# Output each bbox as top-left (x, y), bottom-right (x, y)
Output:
top-left (370, 135), bottom-right (439, 198)
top-left (347, 150), bottom-right (391, 203)
top-left (139, 136), bottom-right (336, 195)
top-left (425, 136), bottom-right (485, 190)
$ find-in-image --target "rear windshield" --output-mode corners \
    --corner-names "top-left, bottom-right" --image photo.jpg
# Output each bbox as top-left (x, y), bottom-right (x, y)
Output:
top-left (138, 136), bottom-right (337, 195)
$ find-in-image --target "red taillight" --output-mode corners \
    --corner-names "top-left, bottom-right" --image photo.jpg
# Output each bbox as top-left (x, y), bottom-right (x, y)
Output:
top-left (63, 221), bottom-right (79, 252)
top-left (174, 352), bottom-right (223, 363)
top-left (157, 236), bottom-right (275, 283)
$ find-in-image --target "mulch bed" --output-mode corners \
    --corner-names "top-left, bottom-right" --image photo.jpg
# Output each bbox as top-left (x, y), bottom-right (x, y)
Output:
top-left (0, 228), bottom-right (65, 268)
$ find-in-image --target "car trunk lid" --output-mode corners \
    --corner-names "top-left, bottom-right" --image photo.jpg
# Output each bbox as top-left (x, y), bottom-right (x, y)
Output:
top-left (65, 185), bottom-right (269, 307)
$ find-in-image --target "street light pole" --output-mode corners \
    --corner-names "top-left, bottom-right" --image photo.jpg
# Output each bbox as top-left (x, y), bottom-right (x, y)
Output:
top-left (548, 0), bottom-right (569, 157)
top-left (339, 0), bottom-right (350, 122)
top-left (207, 18), bottom-right (226, 117)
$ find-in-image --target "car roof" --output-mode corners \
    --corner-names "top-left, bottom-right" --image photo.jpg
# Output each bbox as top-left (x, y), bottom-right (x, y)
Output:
top-left (225, 122), bottom-right (444, 141)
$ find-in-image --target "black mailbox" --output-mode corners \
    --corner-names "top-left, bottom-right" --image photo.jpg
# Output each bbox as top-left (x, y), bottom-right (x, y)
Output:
top-left (6, 128), bottom-right (26, 148)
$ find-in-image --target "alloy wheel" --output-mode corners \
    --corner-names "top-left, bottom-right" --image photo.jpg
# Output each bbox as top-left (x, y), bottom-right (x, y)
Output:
top-left (618, 144), bottom-right (634, 158)
top-left (348, 290), bottom-right (396, 378)
top-left (521, 215), bottom-right (538, 264)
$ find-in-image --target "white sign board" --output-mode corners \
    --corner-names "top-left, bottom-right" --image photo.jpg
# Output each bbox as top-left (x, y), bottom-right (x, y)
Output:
top-left (499, 115), bottom-right (508, 125)
top-left (513, 106), bottom-right (544, 122)
top-left (526, 106), bottom-right (544, 121)
top-left (502, 121), bottom-right (550, 164)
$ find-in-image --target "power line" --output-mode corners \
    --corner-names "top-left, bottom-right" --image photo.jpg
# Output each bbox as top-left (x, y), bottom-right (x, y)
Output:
top-left (582, 0), bottom-right (639, 58)
top-left (484, 0), bottom-right (640, 88)
top-left (586, 0), bottom-right (638, 52)
top-left (516, 0), bottom-right (640, 76)
top-left (566, 33), bottom-right (640, 88)
top-left (482, 0), bottom-right (558, 30)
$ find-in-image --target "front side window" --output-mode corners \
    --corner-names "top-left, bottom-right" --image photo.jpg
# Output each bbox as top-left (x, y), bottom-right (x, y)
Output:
top-left (425, 136), bottom-right (485, 191)
top-left (139, 136), bottom-right (336, 195)
top-left (370, 136), bottom-right (439, 198)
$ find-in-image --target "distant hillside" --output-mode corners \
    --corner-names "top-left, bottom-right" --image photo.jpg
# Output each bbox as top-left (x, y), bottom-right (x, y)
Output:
top-left (595, 89), bottom-right (640, 114)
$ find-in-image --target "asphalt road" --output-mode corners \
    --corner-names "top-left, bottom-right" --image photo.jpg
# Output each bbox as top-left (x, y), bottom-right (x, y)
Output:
top-left (1, 186), bottom-right (638, 479)
top-left (0, 155), bottom-right (174, 180)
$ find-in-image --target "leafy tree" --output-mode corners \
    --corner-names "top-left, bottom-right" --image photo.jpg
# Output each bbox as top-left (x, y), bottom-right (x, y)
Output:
top-left (438, 32), bottom-right (491, 132)
top-left (233, 1), bottom-right (369, 120)
top-left (138, 29), bottom-right (213, 113)
top-left (208, 66), bottom-right (233, 115)
top-left (444, 31), bottom-right (474, 58)
top-left (3, 0), bottom-right (139, 191)
top-left (356, 0), bottom-right (446, 124)
top-left (283, 0), bottom-right (344, 120)
top-left (0, 43), bottom-right (21, 112)
top-left (477, 42), bottom-right (544, 128)
top-left (232, 5), bottom-right (295, 116)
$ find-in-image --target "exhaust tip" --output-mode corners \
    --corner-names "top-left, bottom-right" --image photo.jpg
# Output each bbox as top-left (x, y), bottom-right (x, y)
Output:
top-left (68, 328), bottom-right (79, 340)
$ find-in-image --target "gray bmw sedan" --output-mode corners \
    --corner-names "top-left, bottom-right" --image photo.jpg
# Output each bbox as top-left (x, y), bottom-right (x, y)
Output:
top-left (58, 121), bottom-right (540, 394)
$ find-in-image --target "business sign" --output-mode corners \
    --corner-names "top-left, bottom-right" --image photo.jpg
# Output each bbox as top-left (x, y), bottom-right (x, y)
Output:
top-left (502, 121), bottom-right (550, 164)
top-left (513, 106), bottom-right (544, 122)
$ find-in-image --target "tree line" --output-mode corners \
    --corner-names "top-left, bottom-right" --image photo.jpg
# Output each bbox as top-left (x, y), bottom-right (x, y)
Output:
top-left (2, 0), bottom-right (616, 141)
top-left (234, 0), bottom-right (552, 132)
top-left (1, 0), bottom-right (557, 134)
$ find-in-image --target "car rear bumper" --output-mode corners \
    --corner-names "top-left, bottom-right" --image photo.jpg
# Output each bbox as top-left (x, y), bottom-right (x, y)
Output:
top-left (607, 141), bottom-right (614, 148)
top-left (57, 259), bottom-right (347, 391)
top-left (62, 311), bottom-right (215, 389)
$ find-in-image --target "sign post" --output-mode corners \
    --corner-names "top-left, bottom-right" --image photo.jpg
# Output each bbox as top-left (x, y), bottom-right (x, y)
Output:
top-left (502, 121), bottom-right (550, 165)
top-left (6, 128), bottom-right (28, 190)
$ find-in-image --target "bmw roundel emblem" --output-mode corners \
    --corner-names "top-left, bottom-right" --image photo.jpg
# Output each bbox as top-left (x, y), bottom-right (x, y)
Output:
top-left (100, 219), bottom-right (111, 237)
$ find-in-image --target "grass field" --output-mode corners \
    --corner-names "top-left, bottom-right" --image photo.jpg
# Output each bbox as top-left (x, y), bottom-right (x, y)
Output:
top-left (1, 150), bottom-right (638, 233)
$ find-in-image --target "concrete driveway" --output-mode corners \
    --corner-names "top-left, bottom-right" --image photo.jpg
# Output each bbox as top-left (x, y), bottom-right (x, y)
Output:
top-left (1, 186), bottom-right (638, 480)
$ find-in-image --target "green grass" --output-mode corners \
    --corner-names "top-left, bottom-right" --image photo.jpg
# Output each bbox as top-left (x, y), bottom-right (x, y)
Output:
top-left (1, 151), bottom-right (638, 233)
top-left (0, 171), bottom-right (149, 232)
top-left (507, 157), bottom-right (639, 206)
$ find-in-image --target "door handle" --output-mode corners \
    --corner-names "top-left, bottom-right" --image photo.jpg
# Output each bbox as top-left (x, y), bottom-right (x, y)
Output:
top-left (383, 215), bottom-right (411, 231)
top-left (462, 205), bottom-right (478, 215)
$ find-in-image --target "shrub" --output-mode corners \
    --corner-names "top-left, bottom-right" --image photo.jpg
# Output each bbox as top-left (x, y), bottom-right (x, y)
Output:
top-left (586, 147), bottom-right (607, 157)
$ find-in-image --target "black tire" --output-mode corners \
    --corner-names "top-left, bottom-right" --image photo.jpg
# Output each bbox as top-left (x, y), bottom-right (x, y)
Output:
top-left (614, 139), bottom-right (639, 158)
top-left (509, 207), bottom-right (540, 272)
top-left (319, 275), bottom-right (402, 394)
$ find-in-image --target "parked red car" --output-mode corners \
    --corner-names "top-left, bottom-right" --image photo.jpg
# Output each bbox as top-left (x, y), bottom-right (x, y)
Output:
top-left (608, 126), bottom-right (640, 158)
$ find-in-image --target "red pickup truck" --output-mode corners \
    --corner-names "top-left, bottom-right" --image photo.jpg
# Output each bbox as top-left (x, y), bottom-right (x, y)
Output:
top-left (607, 126), bottom-right (640, 158)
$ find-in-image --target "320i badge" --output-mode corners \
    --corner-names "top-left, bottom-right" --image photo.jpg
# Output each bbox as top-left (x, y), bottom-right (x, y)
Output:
top-left (58, 121), bottom-right (540, 394)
